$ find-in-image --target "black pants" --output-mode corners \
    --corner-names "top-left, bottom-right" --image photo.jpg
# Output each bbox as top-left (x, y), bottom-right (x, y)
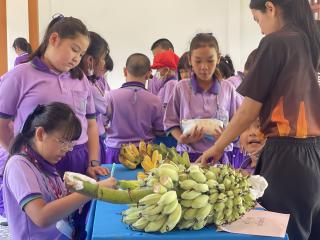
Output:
top-left (255, 137), bottom-right (320, 240)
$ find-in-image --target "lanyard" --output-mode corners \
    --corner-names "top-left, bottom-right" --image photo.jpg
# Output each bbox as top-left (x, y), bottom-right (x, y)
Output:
top-left (19, 151), bottom-right (65, 200)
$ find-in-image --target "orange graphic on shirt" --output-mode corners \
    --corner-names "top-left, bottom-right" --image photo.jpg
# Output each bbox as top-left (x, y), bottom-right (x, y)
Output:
top-left (296, 101), bottom-right (308, 138)
top-left (271, 97), bottom-right (291, 136)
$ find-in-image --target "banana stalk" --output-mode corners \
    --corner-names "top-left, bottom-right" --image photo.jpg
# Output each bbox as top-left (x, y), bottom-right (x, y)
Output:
top-left (64, 172), bottom-right (153, 204)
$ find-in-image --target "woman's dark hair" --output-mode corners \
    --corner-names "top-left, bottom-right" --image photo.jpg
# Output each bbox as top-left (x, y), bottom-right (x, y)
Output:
top-left (79, 31), bottom-right (110, 82)
top-left (189, 33), bottom-right (222, 80)
top-left (177, 51), bottom-right (191, 80)
top-left (29, 15), bottom-right (90, 79)
top-left (105, 55), bottom-right (114, 72)
top-left (244, 49), bottom-right (258, 72)
top-left (12, 37), bottom-right (32, 54)
top-left (9, 102), bottom-right (82, 156)
top-left (250, 0), bottom-right (320, 70)
top-left (217, 55), bottom-right (235, 79)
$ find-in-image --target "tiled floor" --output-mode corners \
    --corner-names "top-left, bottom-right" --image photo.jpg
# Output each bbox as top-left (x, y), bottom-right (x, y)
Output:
top-left (0, 216), bottom-right (10, 239)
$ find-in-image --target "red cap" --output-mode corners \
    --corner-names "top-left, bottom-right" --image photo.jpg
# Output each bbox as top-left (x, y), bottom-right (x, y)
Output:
top-left (151, 50), bottom-right (180, 70)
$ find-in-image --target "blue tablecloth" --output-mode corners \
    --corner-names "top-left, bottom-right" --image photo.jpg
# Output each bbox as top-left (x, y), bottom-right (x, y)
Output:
top-left (86, 164), bottom-right (289, 240)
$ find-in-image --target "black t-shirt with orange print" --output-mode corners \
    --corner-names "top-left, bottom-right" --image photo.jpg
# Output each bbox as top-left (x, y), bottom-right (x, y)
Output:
top-left (238, 24), bottom-right (320, 138)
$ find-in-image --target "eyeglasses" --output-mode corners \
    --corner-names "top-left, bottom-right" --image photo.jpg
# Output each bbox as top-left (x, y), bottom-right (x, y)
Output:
top-left (53, 137), bottom-right (76, 151)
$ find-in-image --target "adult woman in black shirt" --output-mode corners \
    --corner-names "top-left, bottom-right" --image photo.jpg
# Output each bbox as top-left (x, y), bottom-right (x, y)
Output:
top-left (197, 1), bottom-right (320, 239)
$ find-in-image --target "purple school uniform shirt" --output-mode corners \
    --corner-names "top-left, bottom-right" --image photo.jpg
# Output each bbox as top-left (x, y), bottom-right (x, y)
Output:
top-left (90, 77), bottom-right (110, 136)
top-left (0, 57), bottom-right (96, 145)
top-left (3, 155), bottom-right (68, 239)
top-left (147, 75), bottom-right (162, 95)
top-left (14, 53), bottom-right (30, 67)
top-left (157, 77), bottom-right (177, 109)
top-left (164, 74), bottom-right (242, 154)
top-left (226, 72), bottom-right (244, 89)
top-left (105, 81), bottom-right (164, 148)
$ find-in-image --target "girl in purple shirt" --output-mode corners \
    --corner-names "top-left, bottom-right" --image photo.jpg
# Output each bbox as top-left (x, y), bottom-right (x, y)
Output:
top-left (12, 37), bottom-right (32, 67)
top-left (0, 15), bottom-right (107, 237)
top-left (79, 31), bottom-right (111, 165)
top-left (164, 33), bottom-right (241, 162)
top-left (3, 102), bottom-right (116, 240)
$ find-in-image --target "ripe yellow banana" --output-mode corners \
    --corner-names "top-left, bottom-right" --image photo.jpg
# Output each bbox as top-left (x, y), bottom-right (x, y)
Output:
top-left (147, 144), bottom-right (153, 156)
top-left (139, 140), bottom-right (147, 155)
top-left (129, 143), bottom-right (140, 157)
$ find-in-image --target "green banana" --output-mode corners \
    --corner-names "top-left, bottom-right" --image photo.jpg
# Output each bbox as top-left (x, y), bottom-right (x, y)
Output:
top-left (160, 204), bottom-right (182, 233)
top-left (181, 190), bottom-right (202, 200)
top-left (179, 179), bottom-right (197, 190)
top-left (157, 191), bottom-right (177, 206)
top-left (196, 204), bottom-right (212, 221)
top-left (144, 215), bottom-right (167, 232)
top-left (162, 199), bottom-right (179, 215)
top-left (139, 193), bottom-right (162, 205)
top-left (191, 194), bottom-right (209, 209)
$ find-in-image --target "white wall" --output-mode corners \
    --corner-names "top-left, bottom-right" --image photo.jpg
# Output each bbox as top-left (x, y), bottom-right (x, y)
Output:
top-left (6, 0), bottom-right (29, 70)
top-left (240, 0), bottom-right (262, 68)
top-left (7, 0), bottom-right (263, 88)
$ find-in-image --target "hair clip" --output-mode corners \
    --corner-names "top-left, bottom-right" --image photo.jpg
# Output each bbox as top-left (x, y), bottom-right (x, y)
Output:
top-left (52, 13), bottom-right (64, 20)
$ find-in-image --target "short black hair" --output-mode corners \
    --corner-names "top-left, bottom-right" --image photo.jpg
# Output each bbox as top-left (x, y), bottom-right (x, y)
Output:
top-left (151, 38), bottom-right (174, 51)
top-left (126, 53), bottom-right (150, 77)
top-left (105, 55), bottom-right (114, 72)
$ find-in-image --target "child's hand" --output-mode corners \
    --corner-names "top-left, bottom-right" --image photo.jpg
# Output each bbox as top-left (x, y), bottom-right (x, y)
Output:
top-left (87, 166), bottom-right (110, 180)
top-left (179, 126), bottom-right (204, 144)
top-left (212, 126), bottom-right (224, 139)
top-left (98, 177), bottom-right (117, 189)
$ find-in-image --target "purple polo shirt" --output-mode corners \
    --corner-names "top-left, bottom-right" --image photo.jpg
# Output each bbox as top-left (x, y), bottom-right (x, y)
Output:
top-left (157, 77), bottom-right (177, 109)
top-left (0, 57), bottom-right (96, 145)
top-left (3, 155), bottom-right (68, 239)
top-left (90, 77), bottom-right (109, 136)
top-left (164, 74), bottom-right (242, 153)
top-left (105, 81), bottom-right (164, 148)
top-left (226, 72), bottom-right (244, 89)
top-left (14, 53), bottom-right (30, 67)
top-left (147, 75), bottom-right (162, 95)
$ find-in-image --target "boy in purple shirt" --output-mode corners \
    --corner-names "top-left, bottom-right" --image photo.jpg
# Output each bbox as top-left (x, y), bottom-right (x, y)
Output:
top-left (148, 38), bottom-right (177, 95)
top-left (151, 50), bottom-right (179, 109)
top-left (105, 53), bottom-right (164, 163)
top-left (164, 33), bottom-right (242, 162)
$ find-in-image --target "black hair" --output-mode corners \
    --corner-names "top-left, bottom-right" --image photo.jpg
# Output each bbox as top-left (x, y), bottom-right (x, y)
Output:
top-left (244, 49), bottom-right (258, 72)
top-left (189, 33), bottom-right (222, 80)
top-left (79, 31), bottom-right (110, 82)
top-left (29, 15), bottom-right (90, 79)
top-left (217, 55), bottom-right (235, 79)
top-left (12, 37), bottom-right (32, 54)
top-left (151, 38), bottom-right (174, 51)
top-left (177, 51), bottom-right (191, 80)
top-left (250, 0), bottom-right (320, 70)
top-left (126, 53), bottom-right (150, 77)
top-left (105, 55), bottom-right (114, 72)
top-left (9, 102), bottom-right (82, 156)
